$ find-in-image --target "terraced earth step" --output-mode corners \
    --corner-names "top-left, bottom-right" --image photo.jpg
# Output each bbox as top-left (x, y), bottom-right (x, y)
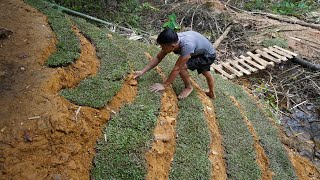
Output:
top-left (211, 45), bottom-right (298, 79)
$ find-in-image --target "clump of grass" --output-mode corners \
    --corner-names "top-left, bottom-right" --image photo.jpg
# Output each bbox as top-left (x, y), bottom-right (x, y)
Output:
top-left (213, 75), bottom-right (297, 179)
top-left (262, 38), bottom-right (288, 48)
top-left (25, 0), bottom-right (80, 67)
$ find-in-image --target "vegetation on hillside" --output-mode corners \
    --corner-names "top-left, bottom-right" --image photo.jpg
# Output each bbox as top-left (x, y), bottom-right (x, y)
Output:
top-left (26, 0), bottom-right (80, 67)
top-left (235, 0), bottom-right (319, 17)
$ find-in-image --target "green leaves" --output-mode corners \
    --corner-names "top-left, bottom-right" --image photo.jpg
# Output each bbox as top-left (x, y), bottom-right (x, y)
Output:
top-left (162, 13), bottom-right (181, 31)
top-left (244, 0), bottom-right (319, 17)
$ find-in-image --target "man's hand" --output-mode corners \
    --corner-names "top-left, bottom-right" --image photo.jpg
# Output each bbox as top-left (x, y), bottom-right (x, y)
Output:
top-left (150, 83), bottom-right (165, 92)
top-left (134, 71), bottom-right (144, 79)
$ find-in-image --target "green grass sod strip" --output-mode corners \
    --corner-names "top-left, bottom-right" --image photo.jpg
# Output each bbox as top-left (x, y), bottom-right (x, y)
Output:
top-left (213, 75), bottom-right (297, 180)
top-left (190, 73), bottom-right (261, 179)
top-left (214, 88), bottom-right (262, 179)
top-left (91, 68), bottom-right (162, 179)
top-left (60, 18), bottom-right (158, 108)
top-left (154, 58), bottom-right (211, 179)
top-left (25, 0), bottom-right (80, 67)
top-left (169, 90), bottom-right (212, 180)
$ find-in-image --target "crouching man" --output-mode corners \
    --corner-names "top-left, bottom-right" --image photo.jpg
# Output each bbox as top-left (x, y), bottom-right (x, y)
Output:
top-left (134, 28), bottom-right (216, 99)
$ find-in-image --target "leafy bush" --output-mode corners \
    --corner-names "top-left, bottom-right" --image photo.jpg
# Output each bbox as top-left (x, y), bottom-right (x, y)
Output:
top-left (162, 13), bottom-right (181, 31)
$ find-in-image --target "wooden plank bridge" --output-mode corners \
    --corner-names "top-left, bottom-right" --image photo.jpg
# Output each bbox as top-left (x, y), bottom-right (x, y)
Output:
top-left (211, 45), bottom-right (298, 79)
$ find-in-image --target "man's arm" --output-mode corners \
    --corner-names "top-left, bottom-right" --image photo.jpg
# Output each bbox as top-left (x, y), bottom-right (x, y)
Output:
top-left (163, 55), bottom-right (191, 87)
top-left (141, 50), bottom-right (167, 74)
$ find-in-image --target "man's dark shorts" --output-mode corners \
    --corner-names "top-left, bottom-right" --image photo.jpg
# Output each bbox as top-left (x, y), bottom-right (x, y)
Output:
top-left (186, 54), bottom-right (216, 74)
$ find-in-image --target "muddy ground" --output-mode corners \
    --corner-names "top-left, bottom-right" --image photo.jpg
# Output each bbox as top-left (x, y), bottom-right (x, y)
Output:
top-left (0, 0), bottom-right (319, 179)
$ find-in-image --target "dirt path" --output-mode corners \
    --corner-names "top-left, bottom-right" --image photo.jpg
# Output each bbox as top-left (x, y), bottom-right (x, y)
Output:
top-left (0, 1), bottom-right (138, 179)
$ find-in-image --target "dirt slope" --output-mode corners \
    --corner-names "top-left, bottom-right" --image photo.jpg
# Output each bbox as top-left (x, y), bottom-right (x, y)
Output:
top-left (0, 0), bottom-right (319, 179)
top-left (0, 0), bottom-right (114, 179)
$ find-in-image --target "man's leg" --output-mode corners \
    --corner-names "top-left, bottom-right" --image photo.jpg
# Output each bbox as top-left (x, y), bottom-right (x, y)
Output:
top-left (202, 70), bottom-right (215, 98)
top-left (178, 65), bottom-right (193, 99)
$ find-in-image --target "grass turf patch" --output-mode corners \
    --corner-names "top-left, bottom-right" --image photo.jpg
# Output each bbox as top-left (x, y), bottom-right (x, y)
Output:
top-left (213, 75), bottom-right (297, 180)
top-left (60, 18), bottom-right (158, 108)
top-left (191, 73), bottom-right (262, 179)
top-left (25, 0), bottom-right (80, 67)
top-left (92, 72), bottom-right (162, 179)
top-left (169, 87), bottom-right (211, 179)
top-left (91, 48), bottom-right (163, 179)
top-left (156, 57), bottom-right (211, 179)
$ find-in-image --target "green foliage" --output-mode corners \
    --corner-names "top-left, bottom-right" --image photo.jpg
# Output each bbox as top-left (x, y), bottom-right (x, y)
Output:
top-left (49, 0), bottom-right (158, 28)
top-left (262, 38), bottom-right (288, 48)
top-left (162, 13), bottom-right (181, 31)
top-left (272, 0), bottom-right (318, 16)
top-left (244, 0), bottom-right (319, 17)
top-left (26, 0), bottom-right (80, 67)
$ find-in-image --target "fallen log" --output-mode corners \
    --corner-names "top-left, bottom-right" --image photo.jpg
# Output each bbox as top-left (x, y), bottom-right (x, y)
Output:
top-left (292, 56), bottom-right (320, 71)
top-left (214, 25), bottom-right (232, 48)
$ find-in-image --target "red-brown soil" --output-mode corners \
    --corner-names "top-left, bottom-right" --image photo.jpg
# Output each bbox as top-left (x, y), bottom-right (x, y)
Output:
top-left (0, 0), bottom-right (319, 179)
top-left (0, 0), bottom-right (137, 179)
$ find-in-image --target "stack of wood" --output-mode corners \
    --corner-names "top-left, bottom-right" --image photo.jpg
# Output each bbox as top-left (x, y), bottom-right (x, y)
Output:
top-left (211, 45), bottom-right (298, 79)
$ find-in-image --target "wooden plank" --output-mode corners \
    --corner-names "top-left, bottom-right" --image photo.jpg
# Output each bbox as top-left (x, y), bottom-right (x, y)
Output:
top-left (255, 49), bottom-right (281, 63)
top-left (235, 57), bottom-right (258, 72)
top-left (269, 47), bottom-right (293, 59)
top-left (221, 62), bottom-right (243, 77)
top-left (247, 52), bottom-right (274, 67)
top-left (211, 64), bottom-right (236, 79)
top-left (240, 55), bottom-right (265, 70)
top-left (263, 48), bottom-right (287, 61)
top-left (227, 59), bottom-right (251, 75)
top-left (273, 45), bottom-right (298, 56)
top-left (210, 67), bottom-right (228, 79)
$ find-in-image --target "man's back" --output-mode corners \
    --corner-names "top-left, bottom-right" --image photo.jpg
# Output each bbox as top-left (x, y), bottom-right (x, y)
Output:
top-left (175, 31), bottom-right (215, 57)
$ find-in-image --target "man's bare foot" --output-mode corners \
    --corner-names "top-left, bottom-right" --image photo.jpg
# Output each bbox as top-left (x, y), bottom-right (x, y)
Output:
top-left (205, 91), bottom-right (216, 99)
top-left (178, 87), bottom-right (193, 99)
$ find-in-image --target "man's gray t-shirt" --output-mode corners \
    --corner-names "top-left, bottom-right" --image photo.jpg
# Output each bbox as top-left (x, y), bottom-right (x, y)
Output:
top-left (174, 31), bottom-right (215, 57)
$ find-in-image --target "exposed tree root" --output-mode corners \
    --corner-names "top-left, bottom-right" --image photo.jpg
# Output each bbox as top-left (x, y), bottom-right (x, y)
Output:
top-left (190, 79), bottom-right (227, 180)
top-left (229, 96), bottom-right (273, 180)
top-left (144, 52), bottom-right (179, 180)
